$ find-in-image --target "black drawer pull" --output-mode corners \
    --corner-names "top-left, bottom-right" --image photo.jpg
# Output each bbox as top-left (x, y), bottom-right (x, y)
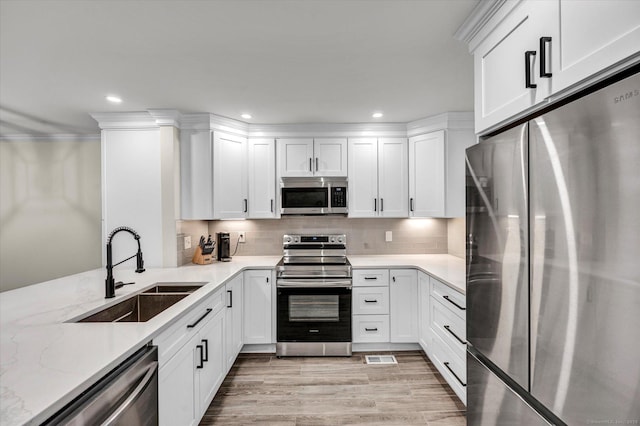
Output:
top-left (444, 362), bottom-right (466, 387)
top-left (539, 36), bottom-right (552, 77)
top-left (187, 308), bottom-right (213, 328)
top-left (444, 325), bottom-right (467, 345)
top-left (364, 299), bottom-right (378, 303)
top-left (202, 339), bottom-right (209, 362)
top-left (443, 295), bottom-right (465, 310)
top-left (364, 276), bottom-right (378, 280)
top-left (196, 345), bottom-right (204, 369)
top-left (525, 50), bottom-right (537, 88)
top-left (365, 327), bottom-right (378, 332)
top-left (227, 290), bottom-right (233, 308)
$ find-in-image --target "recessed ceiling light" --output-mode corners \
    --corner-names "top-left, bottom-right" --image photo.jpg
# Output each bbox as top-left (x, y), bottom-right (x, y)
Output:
top-left (241, 113), bottom-right (252, 120)
top-left (372, 112), bottom-right (383, 118)
top-left (106, 95), bottom-right (122, 103)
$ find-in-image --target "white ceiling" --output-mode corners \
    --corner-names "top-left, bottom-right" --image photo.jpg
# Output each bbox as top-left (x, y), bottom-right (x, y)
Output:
top-left (0, 0), bottom-right (478, 136)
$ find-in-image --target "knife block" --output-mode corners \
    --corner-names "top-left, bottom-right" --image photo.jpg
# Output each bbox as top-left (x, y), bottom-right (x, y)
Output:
top-left (192, 246), bottom-right (213, 265)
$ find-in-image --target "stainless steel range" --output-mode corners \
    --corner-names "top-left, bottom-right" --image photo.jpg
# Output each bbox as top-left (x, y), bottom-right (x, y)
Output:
top-left (276, 234), bottom-right (352, 357)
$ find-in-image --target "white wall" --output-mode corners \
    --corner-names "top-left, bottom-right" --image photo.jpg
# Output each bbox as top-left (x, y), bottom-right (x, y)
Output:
top-left (0, 137), bottom-right (102, 292)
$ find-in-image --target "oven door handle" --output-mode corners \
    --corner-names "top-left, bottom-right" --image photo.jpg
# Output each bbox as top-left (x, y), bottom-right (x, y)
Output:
top-left (276, 279), bottom-right (352, 289)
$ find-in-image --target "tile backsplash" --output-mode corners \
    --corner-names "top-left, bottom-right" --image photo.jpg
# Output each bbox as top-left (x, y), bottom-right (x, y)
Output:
top-left (177, 217), bottom-right (465, 265)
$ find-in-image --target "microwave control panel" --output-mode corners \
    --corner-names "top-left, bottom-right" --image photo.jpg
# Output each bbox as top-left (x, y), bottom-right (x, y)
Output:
top-left (331, 187), bottom-right (347, 207)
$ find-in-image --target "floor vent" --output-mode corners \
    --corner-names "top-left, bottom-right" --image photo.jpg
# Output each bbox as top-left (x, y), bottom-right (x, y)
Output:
top-left (365, 355), bottom-right (398, 365)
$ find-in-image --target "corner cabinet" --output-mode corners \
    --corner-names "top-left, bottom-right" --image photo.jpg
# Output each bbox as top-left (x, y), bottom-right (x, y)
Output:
top-left (247, 139), bottom-right (276, 218)
top-left (469, 0), bottom-right (640, 134)
top-left (180, 130), bottom-right (248, 219)
top-left (409, 129), bottom-right (475, 218)
top-left (389, 269), bottom-right (418, 343)
top-left (277, 138), bottom-right (347, 177)
top-left (348, 138), bottom-right (408, 218)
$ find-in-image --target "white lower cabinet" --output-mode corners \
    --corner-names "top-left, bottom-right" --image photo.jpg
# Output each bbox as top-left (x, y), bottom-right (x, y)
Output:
top-left (352, 269), bottom-right (390, 343)
top-left (353, 315), bottom-right (390, 343)
top-left (243, 269), bottom-right (274, 344)
top-left (225, 274), bottom-right (243, 371)
top-left (389, 269), bottom-right (418, 343)
top-left (157, 289), bottom-right (226, 425)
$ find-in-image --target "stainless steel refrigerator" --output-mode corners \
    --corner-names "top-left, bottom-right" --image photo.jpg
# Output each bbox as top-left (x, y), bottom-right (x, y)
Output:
top-left (465, 67), bottom-right (640, 425)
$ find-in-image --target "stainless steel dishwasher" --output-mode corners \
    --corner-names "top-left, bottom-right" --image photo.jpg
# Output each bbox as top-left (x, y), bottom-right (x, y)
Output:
top-left (43, 345), bottom-right (158, 425)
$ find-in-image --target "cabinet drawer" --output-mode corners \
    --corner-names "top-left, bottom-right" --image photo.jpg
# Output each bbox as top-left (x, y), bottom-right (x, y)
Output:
top-left (431, 297), bottom-right (467, 359)
top-left (430, 278), bottom-right (466, 319)
top-left (430, 332), bottom-right (467, 404)
top-left (353, 269), bottom-right (389, 287)
top-left (352, 315), bottom-right (390, 343)
top-left (154, 288), bottom-right (225, 365)
top-left (353, 287), bottom-right (389, 315)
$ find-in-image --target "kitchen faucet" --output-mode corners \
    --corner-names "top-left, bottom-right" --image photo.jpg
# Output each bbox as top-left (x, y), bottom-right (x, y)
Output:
top-left (105, 226), bottom-right (145, 298)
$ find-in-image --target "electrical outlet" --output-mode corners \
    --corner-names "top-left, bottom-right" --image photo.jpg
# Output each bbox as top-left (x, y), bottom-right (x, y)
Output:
top-left (238, 231), bottom-right (246, 243)
top-left (385, 231), bottom-right (392, 242)
top-left (184, 235), bottom-right (192, 250)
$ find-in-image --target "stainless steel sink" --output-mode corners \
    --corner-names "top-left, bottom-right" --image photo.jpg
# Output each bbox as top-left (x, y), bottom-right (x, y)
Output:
top-left (142, 282), bottom-right (206, 294)
top-left (77, 282), bottom-right (207, 323)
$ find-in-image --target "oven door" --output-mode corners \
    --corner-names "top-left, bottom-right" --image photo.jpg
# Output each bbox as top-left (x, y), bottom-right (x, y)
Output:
top-left (277, 284), bottom-right (351, 342)
top-left (281, 186), bottom-right (330, 214)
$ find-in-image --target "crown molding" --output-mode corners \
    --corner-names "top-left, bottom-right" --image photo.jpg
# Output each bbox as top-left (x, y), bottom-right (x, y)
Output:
top-left (454, 0), bottom-right (512, 49)
top-left (0, 133), bottom-right (100, 142)
top-left (406, 112), bottom-right (474, 138)
top-left (90, 112), bottom-right (158, 130)
top-left (180, 113), bottom-right (249, 136)
top-left (247, 122), bottom-right (407, 138)
top-left (148, 109), bottom-right (182, 127)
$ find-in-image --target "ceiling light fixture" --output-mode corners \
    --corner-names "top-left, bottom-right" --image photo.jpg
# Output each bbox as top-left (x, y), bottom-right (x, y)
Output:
top-left (106, 95), bottom-right (122, 103)
top-left (241, 113), bottom-right (252, 120)
top-left (372, 112), bottom-right (383, 118)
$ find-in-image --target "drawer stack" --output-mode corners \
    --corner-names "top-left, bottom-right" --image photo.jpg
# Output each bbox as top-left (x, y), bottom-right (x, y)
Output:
top-left (428, 277), bottom-right (467, 404)
top-left (352, 269), bottom-right (390, 342)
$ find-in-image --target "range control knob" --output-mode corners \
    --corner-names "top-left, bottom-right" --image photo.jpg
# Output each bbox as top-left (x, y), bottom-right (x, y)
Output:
top-left (337, 237), bottom-right (343, 243)
top-left (330, 237), bottom-right (336, 243)
top-left (293, 237), bottom-right (299, 243)
top-left (284, 236), bottom-right (291, 243)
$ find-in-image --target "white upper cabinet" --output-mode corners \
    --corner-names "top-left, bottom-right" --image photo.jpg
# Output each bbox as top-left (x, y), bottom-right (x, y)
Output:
top-left (409, 129), bottom-right (475, 218)
top-left (213, 132), bottom-right (247, 219)
top-left (466, 0), bottom-right (640, 134)
top-left (378, 138), bottom-right (409, 218)
top-left (247, 138), bottom-right (276, 218)
top-left (348, 137), bottom-right (408, 218)
top-left (550, 0), bottom-right (640, 93)
top-left (277, 138), bottom-right (347, 177)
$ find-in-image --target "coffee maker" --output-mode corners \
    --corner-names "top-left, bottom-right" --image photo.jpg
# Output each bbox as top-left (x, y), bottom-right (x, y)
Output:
top-left (216, 232), bottom-right (232, 262)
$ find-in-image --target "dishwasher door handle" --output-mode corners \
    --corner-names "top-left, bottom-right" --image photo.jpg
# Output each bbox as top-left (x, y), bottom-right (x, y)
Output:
top-left (103, 359), bottom-right (158, 425)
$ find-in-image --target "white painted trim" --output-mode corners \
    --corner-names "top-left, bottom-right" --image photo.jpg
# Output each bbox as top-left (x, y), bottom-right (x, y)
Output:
top-left (148, 109), bottom-right (182, 127)
top-left (248, 122), bottom-right (407, 138)
top-left (90, 112), bottom-right (157, 129)
top-left (406, 112), bottom-right (474, 137)
top-left (454, 0), bottom-right (512, 48)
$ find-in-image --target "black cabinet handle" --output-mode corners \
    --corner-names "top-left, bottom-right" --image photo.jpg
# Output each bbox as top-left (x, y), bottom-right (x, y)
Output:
top-left (243, 199), bottom-right (248, 213)
top-left (196, 345), bottom-right (204, 369)
top-left (444, 362), bottom-right (466, 387)
top-left (392, 276), bottom-right (396, 283)
top-left (202, 339), bottom-right (209, 362)
top-left (309, 158), bottom-right (312, 172)
top-left (365, 327), bottom-right (378, 332)
top-left (315, 157), bottom-right (319, 171)
top-left (539, 37), bottom-right (552, 78)
top-left (227, 290), bottom-right (233, 308)
top-left (444, 325), bottom-right (467, 345)
top-left (525, 51), bottom-right (537, 88)
top-left (270, 199), bottom-right (274, 213)
top-left (187, 308), bottom-right (213, 328)
top-left (374, 198), bottom-right (377, 212)
top-left (266, 276), bottom-right (269, 283)
top-left (364, 299), bottom-right (378, 303)
top-left (410, 198), bottom-right (414, 212)
top-left (364, 276), bottom-right (378, 280)
top-left (443, 295), bottom-right (466, 310)
top-left (380, 198), bottom-right (384, 212)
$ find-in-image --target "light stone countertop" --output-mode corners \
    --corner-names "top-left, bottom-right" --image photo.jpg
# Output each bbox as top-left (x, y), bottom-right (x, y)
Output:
top-left (0, 254), bottom-right (464, 426)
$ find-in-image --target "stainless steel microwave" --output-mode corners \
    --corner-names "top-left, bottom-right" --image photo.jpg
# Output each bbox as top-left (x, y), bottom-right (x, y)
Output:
top-left (280, 177), bottom-right (348, 215)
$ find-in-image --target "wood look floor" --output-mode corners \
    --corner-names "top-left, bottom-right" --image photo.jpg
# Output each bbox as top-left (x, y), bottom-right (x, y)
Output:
top-left (200, 351), bottom-right (466, 425)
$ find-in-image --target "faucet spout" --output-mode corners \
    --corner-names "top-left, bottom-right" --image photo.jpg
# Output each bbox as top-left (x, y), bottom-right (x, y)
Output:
top-left (105, 227), bottom-right (145, 298)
